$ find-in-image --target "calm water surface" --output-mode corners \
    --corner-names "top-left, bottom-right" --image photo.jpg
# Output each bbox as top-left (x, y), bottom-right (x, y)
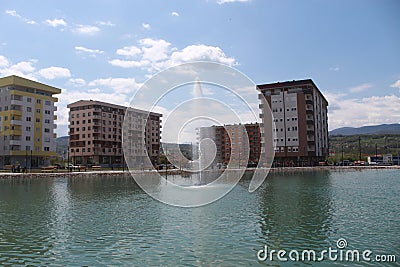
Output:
top-left (0, 169), bottom-right (399, 266)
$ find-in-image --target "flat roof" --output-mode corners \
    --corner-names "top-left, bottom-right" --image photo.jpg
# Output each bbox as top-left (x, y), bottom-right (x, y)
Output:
top-left (67, 99), bottom-right (162, 117)
top-left (0, 75), bottom-right (62, 94)
top-left (256, 79), bottom-right (327, 104)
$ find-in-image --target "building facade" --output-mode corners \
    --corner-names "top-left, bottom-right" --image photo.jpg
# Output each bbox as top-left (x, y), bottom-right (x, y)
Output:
top-left (0, 75), bottom-right (60, 168)
top-left (198, 123), bottom-right (261, 167)
top-left (68, 100), bottom-right (162, 168)
top-left (258, 79), bottom-right (328, 166)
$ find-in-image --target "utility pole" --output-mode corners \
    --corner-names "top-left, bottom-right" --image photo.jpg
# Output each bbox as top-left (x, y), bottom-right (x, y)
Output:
top-left (375, 144), bottom-right (378, 160)
top-left (358, 136), bottom-right (361, 161)
top-left (67, 146), bottom-right (70, 172)
top-left (341, 145), bottom-right (344, 166)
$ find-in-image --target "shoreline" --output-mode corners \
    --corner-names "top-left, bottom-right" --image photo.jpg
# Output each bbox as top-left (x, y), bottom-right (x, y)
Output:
top-left (0, 165), bottom-right (399, 179)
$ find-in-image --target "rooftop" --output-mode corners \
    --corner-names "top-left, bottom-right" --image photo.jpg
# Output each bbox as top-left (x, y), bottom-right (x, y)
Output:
top-left (0, 75), bottom-right (62, 94)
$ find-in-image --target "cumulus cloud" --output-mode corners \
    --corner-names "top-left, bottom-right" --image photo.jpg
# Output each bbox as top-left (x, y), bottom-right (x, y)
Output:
top-left (38, 66), bottom-right (71, 79)
top-left (142, 23), bottom-right (151, 30)
top-left (109, 38), bottom-right (237, 72)
top-left (75, 46), bottom-right (104, 57)
top-left (325, 92), bottom-right (400, 130)
top-left (171, 11), bottom-right (180, 17)
top-left (72, 24), bottom-right (100, 35)
top-left (116, 46), bottom-right (142, 57)
top-left (88, 77), bottom-right (142, 94)
top-left (5, 9), bottom-right (37, 25)
top-left (0, 57), bottom-right (37, 80)
top-left (348, 83), bottom-right (373, 93)
top-left (390, 80), bottom-right (400, 91)
top-left (68, 78), bottom-right (86, 87)
top-left (0, 55), bottom-right (10, 67)
top-left (44, 18), bottom-right (67, 27)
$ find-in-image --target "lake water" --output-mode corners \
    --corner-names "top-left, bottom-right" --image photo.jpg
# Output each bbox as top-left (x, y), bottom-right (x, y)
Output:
top-left (0, 169), bottom-right (398, 266)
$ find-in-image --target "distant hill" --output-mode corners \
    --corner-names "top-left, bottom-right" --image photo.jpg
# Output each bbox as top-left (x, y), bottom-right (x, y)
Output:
top-left (329, 124), bottom-right (400, 136)
top-left (55, 136), bottom-right (69, 156)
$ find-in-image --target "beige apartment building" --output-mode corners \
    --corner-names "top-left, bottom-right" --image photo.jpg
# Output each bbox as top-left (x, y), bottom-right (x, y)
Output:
top-left (0, 75), bottom-right (61, 168)
top-left (257, 79), bottom-right (328, 166)
top-left (67, 100), bottom-right (162, 168)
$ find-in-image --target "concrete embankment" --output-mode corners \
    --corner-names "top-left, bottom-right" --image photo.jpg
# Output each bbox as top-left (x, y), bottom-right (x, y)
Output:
top-left (0, 166), bottom-right (398, 179)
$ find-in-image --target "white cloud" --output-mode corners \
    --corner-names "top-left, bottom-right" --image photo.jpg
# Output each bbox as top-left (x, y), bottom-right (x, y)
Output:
top-left (390, 80), bottom-right (400, 91)
top-left (0, 55), bottom-right (10, 67)
top-left (68, 78), bottom-right (86, 87)
top-left (142, 23), bottom-right (151, 30)
top-left (108, 59), bottom-right (148, 68)
top-left (109, 38), bottom-right (237, 72)
top-left (169, 44), bottom-right (236, 66)
top-left (329, 66), bottom-right (340, 71)
top-left (116, 46), bottom-right (141, 57)
top-left (325, 92), bottom-right (400, 130)
top-left (96, 20), bottom-right (115, 26)
top-left (217, 0), bottom-right (251, 4)
top-left (44, 18), bottom-right (67, 27)
top-left (171, 11), bottom-right (180, 17)
top-left (5, 9), bottom-right (37, 25)
top-left (88, 77), bottom-right (142, 94)
top-left (75, 46), bottom-right (104, 57)
top-left (348, 83), bottom-right (373, 93)
top-left (38, 67), bottom-right (71, 79)
top-left (72, 24), bottom-right (100, 35)
top-left (0, 58), bottom-right (37, 80)
top-left (139, 38), bottom-right (171, 62)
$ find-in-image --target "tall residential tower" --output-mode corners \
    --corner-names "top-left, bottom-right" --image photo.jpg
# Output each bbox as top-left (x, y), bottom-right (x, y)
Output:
top-left (0, 75), bottom-right (61, 168)
top-left (258, 79), bottom-right (328, 166)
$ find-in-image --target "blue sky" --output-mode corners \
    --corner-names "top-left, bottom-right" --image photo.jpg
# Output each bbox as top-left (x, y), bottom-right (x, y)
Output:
top-left (0, 0), bottom-right (399, 136)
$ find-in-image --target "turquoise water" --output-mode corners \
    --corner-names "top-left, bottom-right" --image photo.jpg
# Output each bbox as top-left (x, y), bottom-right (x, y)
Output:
top-left (0, 170), bottom-right (398, 266)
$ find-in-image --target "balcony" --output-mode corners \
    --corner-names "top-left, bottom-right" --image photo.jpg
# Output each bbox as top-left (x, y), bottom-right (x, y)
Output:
top-left (306, 110), bottom-right (314, 115)
top-left (306, 100), bottom-right (313, 105)
top-left (10, 140), bottom-right (21, 146)
top-left (306, 120), bottom-right (314, 125)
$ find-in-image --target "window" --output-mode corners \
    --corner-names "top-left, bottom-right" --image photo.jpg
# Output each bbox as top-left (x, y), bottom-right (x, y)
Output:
top-left (27, 107), bottom-right (32, 112)
top-left (44, 147), bottom-right (50, 151)
top-left (26, 146), bottom-right (31, 150)
top-left (45, 119), bottom-right (50, 124)
top-left (26, 136), bottom-right (31, 141)
top-left (27, 98), bottom-right (32, 103)
top-left (44, 138), bottom-right (50, 142)
top-left (26, 126), bottom-right (31, 131)
top-left (36, 109), bottom-right (41, 113)
top-left (71, 114), bottom-right (75, 118)
top-left (4, 116), bottom-right (7, 121)
top-left (45, 100), bottom-right (51, 106)
top-left (44, 128), bottom-right (50, 133)
top-left (45, 110), bottom-right (50, 115)
top-left (36, 118), bottom-right (40, 122)
top-left (26, 117), bottom-right (31, 122)
top-left (36, 99), bottom-right (41, 104)
top-left (4, 106), bottom-right (8, 111)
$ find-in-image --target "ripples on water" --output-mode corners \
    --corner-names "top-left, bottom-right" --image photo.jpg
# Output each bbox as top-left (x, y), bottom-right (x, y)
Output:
top-left (0, 170), bottom-right (398, 266)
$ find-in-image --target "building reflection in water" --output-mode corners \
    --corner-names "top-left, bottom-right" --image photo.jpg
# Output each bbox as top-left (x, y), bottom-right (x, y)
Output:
top-left (255, 170), bottom-right (333, 251)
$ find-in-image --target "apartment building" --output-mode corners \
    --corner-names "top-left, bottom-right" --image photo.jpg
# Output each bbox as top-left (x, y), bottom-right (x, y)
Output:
top-left (257, 79), bottom-right (328, 166)
top-left (0, 75), bottom-right (60, 168)
top-left (198, 123), bottom-right (261, 167)
top-left (67, 100), bottom-right (162, 168)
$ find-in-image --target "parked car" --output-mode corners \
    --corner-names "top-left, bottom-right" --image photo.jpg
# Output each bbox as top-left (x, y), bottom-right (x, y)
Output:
top-left (54, 163), bottom-right (64, 169)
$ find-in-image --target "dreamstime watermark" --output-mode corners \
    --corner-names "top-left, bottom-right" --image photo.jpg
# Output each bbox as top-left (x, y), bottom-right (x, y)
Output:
top-left (122, 62), bottom-right (275, 207)
top-left (257, 238), bottom-right (396, 263)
